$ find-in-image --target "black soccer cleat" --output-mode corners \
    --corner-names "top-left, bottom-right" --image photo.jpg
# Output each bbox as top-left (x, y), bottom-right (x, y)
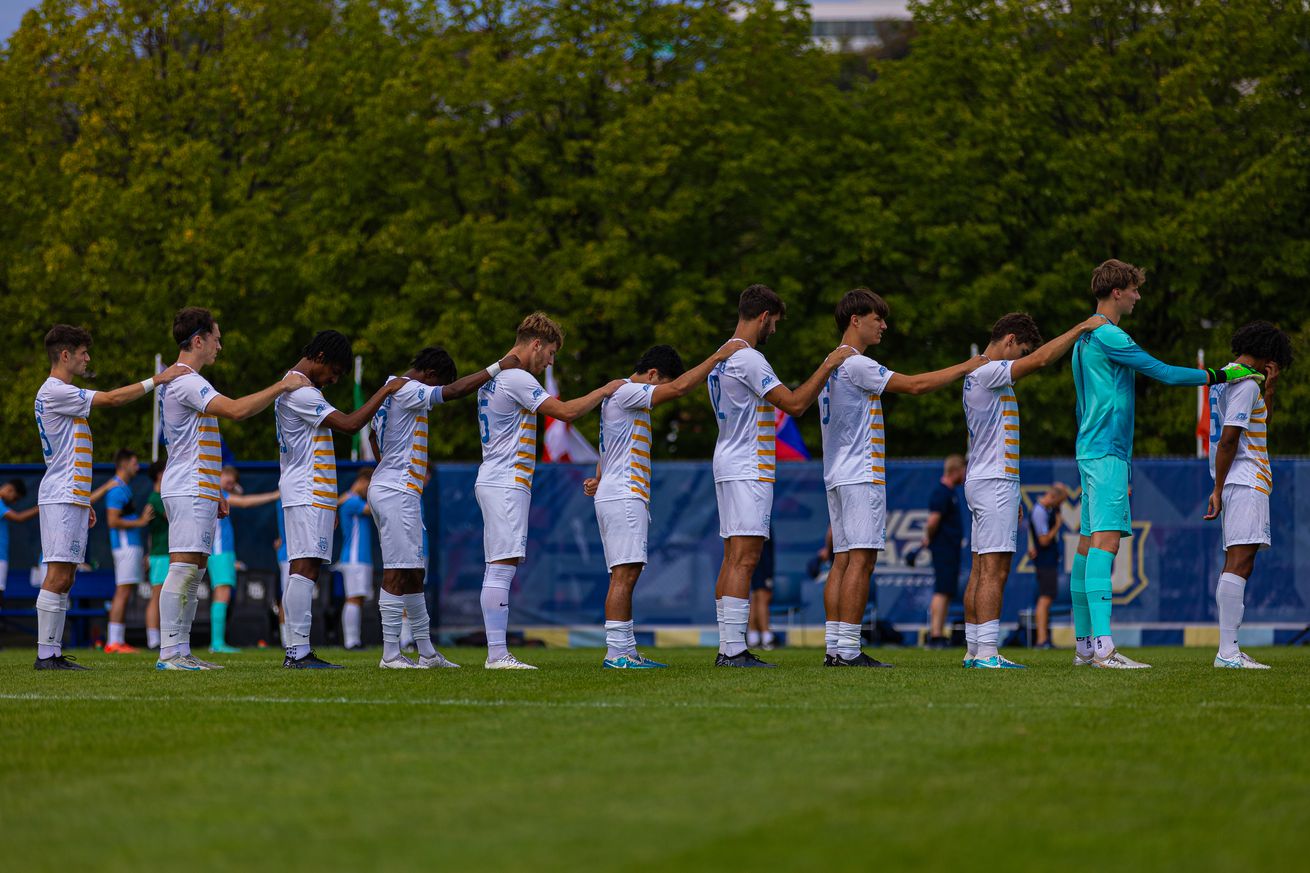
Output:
top-left (823, 653), bottom-right (837, 666)
top-left (34, 654), bottom-right (90, 671)
top-left (714, 650), bottom-right (777, 668)
top-left (831, 651), bottom-right (894, 668)
top-left (283, 650), bottom-right (344, 669)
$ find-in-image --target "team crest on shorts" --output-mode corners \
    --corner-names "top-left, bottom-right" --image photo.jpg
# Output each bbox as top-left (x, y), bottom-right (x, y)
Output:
top-left (202, 532), bottom-right (212, 547)
top-left (318, 537), bottom-right (329, 553)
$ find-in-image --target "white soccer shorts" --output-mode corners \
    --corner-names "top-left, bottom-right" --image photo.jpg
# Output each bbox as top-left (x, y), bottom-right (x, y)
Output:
top-left (965, 477), bottom-right (1021, 555)
top-left (112, 546), bottom-right (144, 585)
top-left (1221, 483), bottom-right (1271, 551)
top-left (369, 484), bottom-right (426, 569)
top-left (0, 560), bottom-right (7, 592)
top-left (826, 482), bottom-right (886, 552)
top-left (284, 504), bottom-right (336, 562)
top-left (715, 479), bottom-right (773, 539)
top-left (39, 502), bottom-right (91, 564)
top-left (163, 495), bottom-right (219, 555)
top-left (339, 563), bottom-right (374, 599)
top-left (476, 484), bottom-right (530, 562)
top-left (595, 498), bottom-right (650, 568)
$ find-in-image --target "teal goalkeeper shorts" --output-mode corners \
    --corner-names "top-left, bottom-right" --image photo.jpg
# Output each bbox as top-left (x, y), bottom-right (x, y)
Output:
top-left (1078, 455), bottom-right (1132, 537)
top-left (207, 552), bottom-right (238, 588)
top-left (149, 555), bottom-right (169, 586)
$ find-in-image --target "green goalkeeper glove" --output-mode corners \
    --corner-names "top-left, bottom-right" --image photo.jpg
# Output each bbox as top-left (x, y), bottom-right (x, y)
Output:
top-left (1206, 363), bottom-right (1266, 386)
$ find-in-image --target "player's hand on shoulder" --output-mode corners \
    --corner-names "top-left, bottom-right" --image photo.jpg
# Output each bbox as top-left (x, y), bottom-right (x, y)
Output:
top-left (386, 376), bottom-right (409, 394)
top-left (825, 344), bottom-right (858, 369)
top-left (715, 338), bottom-right (750, 361)
top-left (1203, 488), bottom-right (1222, 521)
top-left (602, 379), bottom-right (626, 397)
top-left (582, 477), bottom-right (599, 497)
top-left (281, 371), bottom-right (311, 392)
top-left (1081, 315), bottom-right (1107, 334)
top-left (500, 352), bottom-right (522, 372)
top-left (154, 363), bottom-right (189, 385)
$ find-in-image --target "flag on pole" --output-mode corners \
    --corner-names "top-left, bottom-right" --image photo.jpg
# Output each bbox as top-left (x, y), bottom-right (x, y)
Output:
top-left (540, 365), bottom-right (599, 463)
top-left (774, 410), bottom-right (811, 461)
top-left (352, 355), bottom-right (375, 461)
top-left (1196, 348), bottom-right (1209, 457)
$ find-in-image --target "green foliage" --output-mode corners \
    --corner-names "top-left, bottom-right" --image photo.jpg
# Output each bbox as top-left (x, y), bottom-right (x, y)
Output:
top-left (1, 0), bottom-right (1307, 462)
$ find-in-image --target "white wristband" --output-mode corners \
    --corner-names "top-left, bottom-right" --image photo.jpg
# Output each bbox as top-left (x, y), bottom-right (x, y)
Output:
top-left (141, 377), bottom-right (156, 393)
top-left (486, 362), bottom-right (502, 378)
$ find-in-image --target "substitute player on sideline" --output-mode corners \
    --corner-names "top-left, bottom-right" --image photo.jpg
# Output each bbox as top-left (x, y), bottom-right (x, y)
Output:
top-left (209, 466), bottom-right (279, 653)
top-left (0, 480), bottom-right (40, 610)
top-left (104, 448), bottom-right (153, 653)
top-left (582, 339), bottom-right (748, 669)
top-left (157, 307), bottom-right (309, 671)
top-left (33, 325), bottom-right (185, 670)
top-left (1071, 260), bottom-right (1263, 669)
top-left (1204, 321), bottom-right (1292, 669)
top-left (819, 288), bottom-right (985, 668)
top-left (369, 345), bottom-right (521, 668)
top-left (336, 469), bottom-right (374, 652)
top-left (476, 313), bottom-right (622, 670)
top-left (275, 330), bottom-right (408, 669)
top-left (960, 312), bottom-right (1103, 669)
top-left (708, 285), bottom-right (855, 668)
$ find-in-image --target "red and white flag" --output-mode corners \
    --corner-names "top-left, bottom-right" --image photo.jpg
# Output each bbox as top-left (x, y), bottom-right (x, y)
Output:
top-left (541, 365), bottom-right (600, 463)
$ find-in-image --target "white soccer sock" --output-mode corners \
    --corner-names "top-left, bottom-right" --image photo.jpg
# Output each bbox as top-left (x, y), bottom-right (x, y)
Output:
top-left (378, 590), bottom-right (404, 660)
top-left (283, 573), bottom-right (315, 660)
top-left (605, 620), bottom-right (633, 660)
top-left (35, 589), bottom-right (64, 659)
top-left (481, 563), bottom-right (516, 661)
top-left (824, 620), bottom-right (839, 656)
top-left (1094, 634), bottom-right (1115, 658)
top-left (402, 593), bottom-right (437, 658)
top-left (716, 599), bottom-right (726, 652)
top-left (965, 622), bottom-right (979, 658)
top-left (1216, 572), bottom-right (1247, 660)
top-left (746, 629), bottom-right (761, 648)
top-left (976, 620), bottom-right (1000, 661)
top-left (146, 627), bottom-right (161, 649)
top-left (721, 596), bottom-right (749, 657)
top-left (180, 568), bottom-right (205, 657)
top-left (399, 614), bottom-right (415, 648)
top-left (1076, 636), bottom-right (1094, 658)
top-left (159, 563), bottom-right (199, 660)
top-left (108, 622), bottom-right (125, 647)
top-left (762, 629), bottom-right (774, 646)
top-left (836, 621), bottom-right (861, 660)
top-left (342, 602), bottom-right (362, 649)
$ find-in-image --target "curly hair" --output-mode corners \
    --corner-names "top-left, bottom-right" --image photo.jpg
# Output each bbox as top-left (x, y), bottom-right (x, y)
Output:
top-left (1231, 321), bottom-right (1293, 370)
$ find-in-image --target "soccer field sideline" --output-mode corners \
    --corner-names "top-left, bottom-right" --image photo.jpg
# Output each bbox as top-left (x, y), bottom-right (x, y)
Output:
top-left (4, 646), bottom-right (1308, 872)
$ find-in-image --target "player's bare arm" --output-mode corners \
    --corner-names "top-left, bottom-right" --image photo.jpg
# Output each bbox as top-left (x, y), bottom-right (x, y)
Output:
top-left (583, 460), bottom-right (601, 497)
top-left (323, 376), bottom-right (410, 435)
top-left (537, 380), bottom-right (626, 423)
top-left (90, 363), bottom-right (189, 408)
top-left (442, 353), bottom-right (522, 402)
top-left (2, 505), bottom-right (39, 523)
top-left (650, 340), bottom-right (748, 407)
top-left (1205, 426), bottom-right (1243, 520)
top-left (207, 371), bottom-right (311, 421)
top-left (885, 354), bottom-right (987, 396)
top-left (764, 345), bottom-right (858, 416)
top-left (227, 490), bottom-right (279, 509)
top-left (108, 502), bottom-right (155, 530)
top-left (1010, 316), bottom-right (1105, 381)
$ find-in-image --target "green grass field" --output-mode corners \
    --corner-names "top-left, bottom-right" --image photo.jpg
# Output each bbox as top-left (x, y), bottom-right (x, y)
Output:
top-left (3, 645), bottom-right (1307, 871)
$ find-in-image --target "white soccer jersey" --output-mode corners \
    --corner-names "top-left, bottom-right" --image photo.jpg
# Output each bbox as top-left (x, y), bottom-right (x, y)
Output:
top-left (963, 359), bottom-right (1020, 482)
top-left (371, 377), bottom-right (441, 496)
top-left (159, 370), bottom-right (223, 503)
top-left (34, 377), bottom-right (97, 507)
top-left (819, 355), bottom-right (895, 489)
top-left (275, 375), bottom-right (339, 509)
top-left (1209, 368), bottom-right (1272, 495)
top-left (595, 380), bottom-right (655, 503)
top-left (709, 348), bottom-right (779, 483)
top-left (475, 369), bottom-right (550, 493)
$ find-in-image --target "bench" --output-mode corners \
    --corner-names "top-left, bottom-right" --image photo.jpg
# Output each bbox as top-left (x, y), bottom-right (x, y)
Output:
top-left (1, 567), bottom-right (115, 647)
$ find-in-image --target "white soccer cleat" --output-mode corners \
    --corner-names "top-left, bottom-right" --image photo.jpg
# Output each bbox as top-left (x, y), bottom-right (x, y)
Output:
top-left (418, 652), bottom-right (461, 669)
top-left (485, 653), bottom-right (537, 670)
top-left (1073, 652), bottom-right (1096, 667)
top-left (379, 654), bottom-right (421, 669)
top-left (1090, 649), bottom-right (1151, 669)
top-left (1214, 651), bottom-right (1270, 669)
top-left (155, 655), bottom-right (202, 672)
top-left (186, 654), bottom-right (225, 670)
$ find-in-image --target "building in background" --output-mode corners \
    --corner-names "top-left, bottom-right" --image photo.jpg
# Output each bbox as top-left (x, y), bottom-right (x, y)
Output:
top-left (809, 1), bottom-right (911, 54)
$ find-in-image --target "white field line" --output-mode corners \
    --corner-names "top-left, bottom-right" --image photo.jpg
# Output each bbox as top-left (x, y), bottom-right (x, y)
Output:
top-left (1, 692), bottom-right (1307, 712)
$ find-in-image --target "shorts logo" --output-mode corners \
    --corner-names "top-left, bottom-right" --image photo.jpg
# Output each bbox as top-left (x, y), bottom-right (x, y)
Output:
top-left (202, 532), bottom-right (212, 547)
top-left (318, 537), bottom-right (329, 553)
top-left (71, 538), bottom-right (81, 554)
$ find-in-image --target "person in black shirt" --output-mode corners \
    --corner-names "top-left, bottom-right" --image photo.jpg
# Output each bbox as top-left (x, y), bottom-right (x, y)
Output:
top-left (920, 455), bottom-right (966, 647)
top-left (1027, 483), bottom-right (1069, 648)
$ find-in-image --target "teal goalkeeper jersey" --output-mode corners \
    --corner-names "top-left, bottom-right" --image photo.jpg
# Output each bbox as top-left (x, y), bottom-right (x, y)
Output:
top-left (1072, 320), bottom-right (1206, 461)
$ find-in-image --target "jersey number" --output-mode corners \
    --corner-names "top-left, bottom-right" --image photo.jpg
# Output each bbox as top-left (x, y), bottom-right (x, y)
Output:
top-left (708, 372), bottom-right (726, 420)
top-left (478, 397), bottom-right (491, 445)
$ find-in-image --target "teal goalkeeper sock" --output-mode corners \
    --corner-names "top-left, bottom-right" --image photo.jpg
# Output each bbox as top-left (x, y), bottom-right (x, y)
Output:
top-left (1085, 548), bottom-right (1115, 638)
top-left (1071, 552), bottom-right (1090, 638)
top-left (210, 600), bottom-right (228, 648)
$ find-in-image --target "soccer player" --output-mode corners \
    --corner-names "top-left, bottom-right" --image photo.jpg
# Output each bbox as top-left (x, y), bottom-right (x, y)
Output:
top-left (1071, 260), bottom-right (1263, 669)
top-left (1203, 321), bottom-right (1292, 669)
top-left (34, 324), bottom-right (186, 670)
top-left (1026, 482), bottom-right (1070, 649)
top-left (156, 307), bottom-right (309, 671)
top-left (369, 346), bottom-right (520, 668)
top-left (709, 284), bottom-right (855, 668)
top-left (144, 461), bottom-right (168, 650)
top-left (0, 479), bottom-right (39, 608)
top-left (337, 468), bottom-right (373, 652)
top-left (819, 288), bottom-right (985, 667)
top-left (103, 448), bottom-right (152, 653)
top-left (581, 339), bottom-right (747, 669)
top-left (275, 330), bottom-right (408, 669)
top-left (476, 313), bottom-right (622, 670)
top-left (960, 312), bottom-right (1104, 669)
top-left (209, 465), bottom-right (279, 653)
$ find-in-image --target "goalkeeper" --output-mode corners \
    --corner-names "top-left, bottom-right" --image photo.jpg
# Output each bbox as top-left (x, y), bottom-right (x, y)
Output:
top-left (1070, 259), bottom-right (1264, 669)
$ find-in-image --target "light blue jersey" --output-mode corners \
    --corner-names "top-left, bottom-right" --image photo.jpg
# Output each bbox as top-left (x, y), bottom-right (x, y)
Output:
top-left (0, 498), bottom-right (11, 561)
top-left (338, 493), bottom-right (372, 564)
top-left (1072, 320), bottom-right (1205, 461)
top-left (105, 477), bottom-right (144, 550)
top-left (212, 489), bottom-right (236, 556)
top-left (275, 499), bottom-right (287, 563)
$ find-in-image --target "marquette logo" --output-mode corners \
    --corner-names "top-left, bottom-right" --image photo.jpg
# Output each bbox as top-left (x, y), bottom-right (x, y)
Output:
top-left (1018, 483), bottom-right (1151, 604)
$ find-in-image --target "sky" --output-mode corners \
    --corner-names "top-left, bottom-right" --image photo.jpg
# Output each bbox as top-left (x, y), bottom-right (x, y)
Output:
top-left (0, 0), bottom-right (37, 42)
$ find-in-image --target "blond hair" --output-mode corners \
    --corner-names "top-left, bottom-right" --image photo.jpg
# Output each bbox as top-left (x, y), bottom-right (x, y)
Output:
top-left (515, 312), bottom-right (564, 348)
